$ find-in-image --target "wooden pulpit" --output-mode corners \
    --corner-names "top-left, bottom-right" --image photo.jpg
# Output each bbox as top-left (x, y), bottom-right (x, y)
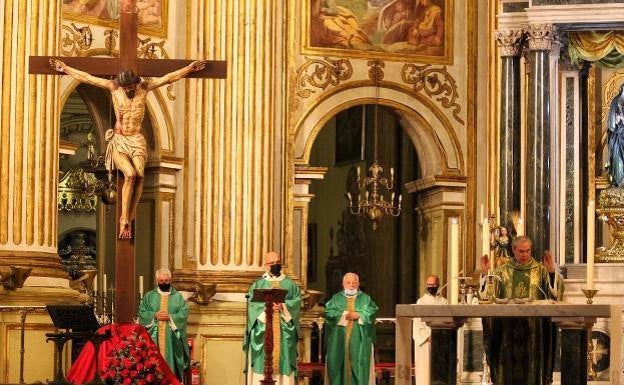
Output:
top-left (251, 288), bottom-right (287, 385)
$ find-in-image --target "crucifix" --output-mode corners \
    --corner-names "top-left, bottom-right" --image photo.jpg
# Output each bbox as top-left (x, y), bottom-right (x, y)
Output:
top-left (29, 0), bottom-right (226, 323)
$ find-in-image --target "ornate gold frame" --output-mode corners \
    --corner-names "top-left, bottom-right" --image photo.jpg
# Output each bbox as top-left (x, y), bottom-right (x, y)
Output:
top-left (301, 0), bottom-right (454, 64)
top-left (62, 0), bottom-right (169, 38)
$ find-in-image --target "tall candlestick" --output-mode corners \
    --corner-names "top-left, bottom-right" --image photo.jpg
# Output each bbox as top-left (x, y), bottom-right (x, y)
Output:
top-left (587, 200), bottom-right (595, 290)
top-left (449, 217), bottom-right (459, 305)
top-left (94, 274), bottom-right (98, 293)
top-left (516, 218), bottom-right (524, 236)
top-left (482, 218), bottom-right (490, 259)
top-left (139, 275), bottom-right (144, 298)
top-left (480, 204), bottom-right (484, 222)
top-left (103, 274), bottom-right (107, 292)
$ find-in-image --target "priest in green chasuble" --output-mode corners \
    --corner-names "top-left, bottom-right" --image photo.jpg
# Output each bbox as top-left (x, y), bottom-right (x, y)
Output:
top-left (138, 268), bottom-right (190, 381)
top-left (479, 236), bottom-right (564, 385)
top-left (244, 251), bottom-right (302, 385)
top-left (324, 273), bottom-right (378, 385)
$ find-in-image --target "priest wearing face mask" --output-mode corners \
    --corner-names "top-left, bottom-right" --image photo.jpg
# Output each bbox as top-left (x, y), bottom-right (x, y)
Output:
top-left (138, 268), bottom-right (190, 381)
top-left (244, 251), bottom-right (302, 385)
top-left (324, 272), bottom-right (378, 385)
top-left (414, 275), bottom-right (447, 385)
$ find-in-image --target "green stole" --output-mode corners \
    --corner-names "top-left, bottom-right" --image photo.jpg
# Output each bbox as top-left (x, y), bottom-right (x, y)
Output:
top-left (325, 291), bottom-right (378, 385)
top-left (243, 275), bottom-right (302, 376)
top-left (138, 288), bottom-right (190, 380)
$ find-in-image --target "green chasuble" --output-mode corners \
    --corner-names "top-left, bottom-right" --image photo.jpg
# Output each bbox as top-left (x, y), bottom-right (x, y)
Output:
top-left (481, 258), bottom-right (564, 385)
top-left (324, 291), bottom-right (378, 385)
top-left (138, 288), bottom-right (190, 380)
top-left (243, 274), bottom-right (302, 376)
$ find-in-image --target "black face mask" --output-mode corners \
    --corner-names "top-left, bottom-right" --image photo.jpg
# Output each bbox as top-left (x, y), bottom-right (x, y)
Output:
top-left (158, 283), bottom-right (171, 292)
top-left (427, 286), bottom-right (438, 296)
top-left (269, 263), bottom-right (282, 277)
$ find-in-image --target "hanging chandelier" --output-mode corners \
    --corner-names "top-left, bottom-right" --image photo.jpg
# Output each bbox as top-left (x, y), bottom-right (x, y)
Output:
top-left (345, 86), bottom-right (401, 230)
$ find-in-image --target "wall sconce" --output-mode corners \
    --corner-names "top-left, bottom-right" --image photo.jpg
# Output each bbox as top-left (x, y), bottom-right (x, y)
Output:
top-left (188, 283), bottom-right (217, 305)
top-left (0, 266), bottom-right (33, 290)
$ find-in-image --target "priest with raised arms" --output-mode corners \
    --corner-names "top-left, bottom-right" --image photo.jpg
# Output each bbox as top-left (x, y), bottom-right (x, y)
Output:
top-left (244, 251), bottom-right (302, 385)
top-left (138, 268), bottom-right (190, 381)
top-left (479, 236), bottom-right (564, 385)
top-left (324, 272), bottom-right (378, 385)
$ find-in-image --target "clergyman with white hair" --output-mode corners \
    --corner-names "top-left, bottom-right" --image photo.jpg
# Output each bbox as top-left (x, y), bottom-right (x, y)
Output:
top-left (324, 272), bottom-right (378, 385)
top-left (138, 267), bottom-right (190, 381)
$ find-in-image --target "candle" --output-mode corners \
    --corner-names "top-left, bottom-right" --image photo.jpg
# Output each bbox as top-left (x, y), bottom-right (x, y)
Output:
top-left (496, 206), bottom-right (501, 225)
top-left (482, 218), bottom-right (490, 259)
top-left (587, 200), bottom-right (595, 290)
top-left (94, 274), bottom-right (98, 293)
top-left (480, 204), bottom-right (484, 222)
top-left (449, 217), bottom-right (459, 305)
top-left (357, 166), bottom-right (361, 179)
top-left (103, 274), bottom-right (107, 292)
top-left (516, 218), bottom-right (524, 236)
top-left (139, 275), bottom-right (144, 297)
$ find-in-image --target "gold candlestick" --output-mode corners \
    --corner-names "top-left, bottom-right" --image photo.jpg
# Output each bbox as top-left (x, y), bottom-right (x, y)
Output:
top-left (581, 289), bottom-right (598, 304)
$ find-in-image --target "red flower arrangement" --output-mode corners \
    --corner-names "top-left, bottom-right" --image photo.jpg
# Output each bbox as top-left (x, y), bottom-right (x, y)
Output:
top-left (101, 329), bottom-right (169, 385)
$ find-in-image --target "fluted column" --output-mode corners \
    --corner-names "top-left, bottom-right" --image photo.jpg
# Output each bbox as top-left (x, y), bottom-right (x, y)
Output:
top-left (0, 1), bottom-right (64, 278)
top-left (495, 30), bottom-right (523, 230)
top-left (524, 24), bottom-right (558, 259)
top-left (174, 0), bottom-right (285, 292)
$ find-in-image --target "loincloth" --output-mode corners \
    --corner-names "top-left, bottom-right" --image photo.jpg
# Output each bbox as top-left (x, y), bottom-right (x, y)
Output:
top-left (105, 129), bottom-right (147, 171)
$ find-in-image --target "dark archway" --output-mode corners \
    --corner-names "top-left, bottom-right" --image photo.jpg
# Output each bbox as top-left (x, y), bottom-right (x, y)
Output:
top-left (307, 104), bottom-right (421, 362)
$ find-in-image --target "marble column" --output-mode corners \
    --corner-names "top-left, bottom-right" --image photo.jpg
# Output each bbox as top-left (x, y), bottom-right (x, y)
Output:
top-left (0, 2), bottom-right (65, 279)
top-left (495, 30), bottom-right (523, 230)
top-left (553, 317), bottom-right (595, 385)
top-left (524, 24), bottom-right (558, 259)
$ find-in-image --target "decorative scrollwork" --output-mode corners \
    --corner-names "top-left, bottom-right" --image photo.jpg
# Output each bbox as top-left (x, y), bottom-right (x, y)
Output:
top-left (61, 24), bottom-right (170, 61)
top-left (401, 63), bottom-right (464, 124)
top-left (295, 57), bottom-right (353, 99)
top-left (60, 23), bottom-right (93, 57)
top-left (367, 60), bottom-right (385, 83)
top-left (138, 37), bottom-right (169, 59)
top-left (104, 28), bottom-right (119, 55)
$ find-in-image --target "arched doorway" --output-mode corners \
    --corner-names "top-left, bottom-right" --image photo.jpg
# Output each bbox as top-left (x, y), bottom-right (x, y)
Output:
top-left (292, 84), bottom-right (466, 366)
top-left (306, 103), bottom-right (420, 362)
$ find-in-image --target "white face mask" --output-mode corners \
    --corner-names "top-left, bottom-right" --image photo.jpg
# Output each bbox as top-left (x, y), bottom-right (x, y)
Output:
top-left (344, 288), bottom-right (358, 296)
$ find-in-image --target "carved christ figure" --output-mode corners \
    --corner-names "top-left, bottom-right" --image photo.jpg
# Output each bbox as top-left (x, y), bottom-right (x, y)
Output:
top-left (50, 59), bottom-right (207, 238)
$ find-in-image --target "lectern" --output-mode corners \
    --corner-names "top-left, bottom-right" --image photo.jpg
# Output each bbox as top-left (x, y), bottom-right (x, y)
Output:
top-left (251, 288), bottom-right (287, 385)
top-left (46, 305), bottom-right (108, 385)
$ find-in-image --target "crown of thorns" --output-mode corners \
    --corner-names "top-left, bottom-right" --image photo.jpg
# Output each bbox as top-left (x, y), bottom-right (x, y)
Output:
top-left (117, 69), bottom-right (140, 87)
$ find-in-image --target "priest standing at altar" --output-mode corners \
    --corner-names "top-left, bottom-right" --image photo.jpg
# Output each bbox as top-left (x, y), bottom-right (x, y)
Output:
top-left (244, 251), bottom-right (302, 385)
top-left (414, 275), bottom-right (447, 385)
top-left (479, 236), bottom-right (564, 385)
top-left (138, 268), bottom-right (190, 381)
top-left (324, 272), bottom-right (378, 385)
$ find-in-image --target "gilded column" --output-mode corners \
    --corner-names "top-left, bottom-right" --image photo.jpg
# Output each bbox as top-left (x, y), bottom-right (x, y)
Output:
top-left (175, 0), bottom-right (283, 291)
top-left (0, 1), bottom-right (65, 278)
top-left (495, 30), bottom-right (523, 230)
top-left (524, 24), bottom-right (558, 259)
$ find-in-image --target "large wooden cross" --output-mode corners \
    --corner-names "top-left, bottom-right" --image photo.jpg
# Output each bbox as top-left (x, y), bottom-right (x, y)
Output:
top-left (29, 0), bottom-right (226, 323)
